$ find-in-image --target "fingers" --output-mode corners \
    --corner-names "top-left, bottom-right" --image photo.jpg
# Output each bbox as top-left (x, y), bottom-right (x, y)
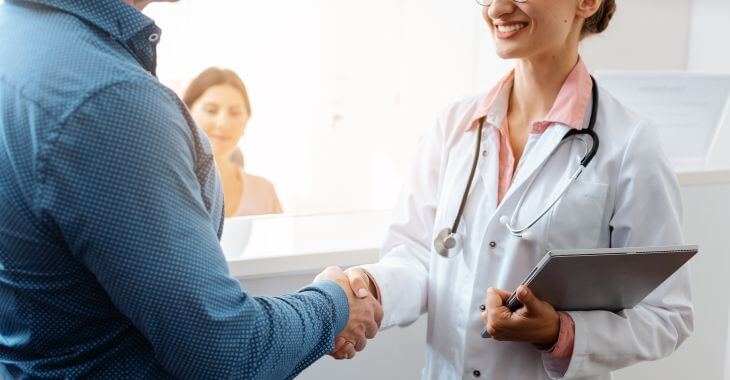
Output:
top-left (343, 341), bottom-right (357, 359)
top-left (515, 285), bottom-right (535, 312)
top-left (374, 301), bottom-right (384, 329)
top-left (484, 288), bottom-right (514, 340)
top-left (347, 270), bottom-right (370, 298)
top-left (332, 336), bottom-right (346, 353)
top-left (364, 310), bottom-right (379, 339)
top-left (314, 266), bottom-right (345, 283)
top-left (492, 287), bottom-right (512, 301)
top-left (354, 337), bottom-right (367, 352)
top-left (485, 287), bottom-right (508, 310)
top-left (331, 340), bottom-right (356, 360)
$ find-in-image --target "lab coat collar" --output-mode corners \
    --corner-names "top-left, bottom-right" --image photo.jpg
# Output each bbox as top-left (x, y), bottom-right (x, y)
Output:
top-left (466, 58), bottom-right (592, 133)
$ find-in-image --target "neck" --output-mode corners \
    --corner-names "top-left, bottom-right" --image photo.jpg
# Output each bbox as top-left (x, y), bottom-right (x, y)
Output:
top-left (216, 156), bottom-right (239, 180)
top-left (510, 47), bottom-right (580, 124)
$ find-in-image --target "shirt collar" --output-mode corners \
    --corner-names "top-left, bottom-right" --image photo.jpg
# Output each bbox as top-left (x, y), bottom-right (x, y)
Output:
top-left (467, 58), bottom-right (593, 133)
top-left (18, 0), bottom-right (161, 74)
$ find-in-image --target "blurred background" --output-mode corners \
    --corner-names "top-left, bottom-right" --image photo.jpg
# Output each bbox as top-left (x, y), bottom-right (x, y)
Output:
top-left (143, 0), bottom-right (726, 216)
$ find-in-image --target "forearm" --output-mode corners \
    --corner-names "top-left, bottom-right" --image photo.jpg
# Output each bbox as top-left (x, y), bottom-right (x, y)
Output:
top-left (225, 281), bottom-right (349, 379)
top-left (359, 248), bottom-right (429, 329)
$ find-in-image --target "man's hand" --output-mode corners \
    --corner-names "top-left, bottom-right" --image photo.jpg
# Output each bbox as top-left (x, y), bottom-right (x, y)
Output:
top-left (314, 267), bottom-right (383, 360)
top-left (482, 286), bottom-right (560, 346)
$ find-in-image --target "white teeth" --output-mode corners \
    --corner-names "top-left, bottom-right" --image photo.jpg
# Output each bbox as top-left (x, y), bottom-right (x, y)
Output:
top-left (497, 23), bottom-right (527, 33)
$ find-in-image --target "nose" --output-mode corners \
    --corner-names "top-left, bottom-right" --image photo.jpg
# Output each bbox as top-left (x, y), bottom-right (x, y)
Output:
top-left (487, 0), bottom-right (517, 20)
top-left (214, 112), bottom-right (229, 130)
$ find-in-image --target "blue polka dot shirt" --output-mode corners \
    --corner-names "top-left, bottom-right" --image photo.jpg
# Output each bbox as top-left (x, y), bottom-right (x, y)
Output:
top-left (0, 0), bottom-right (349, 378)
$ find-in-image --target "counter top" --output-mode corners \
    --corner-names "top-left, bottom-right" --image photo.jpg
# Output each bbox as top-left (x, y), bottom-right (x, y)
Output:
top-left (224, 168), bottom-right (730, 279)
top-left (222, 210), bottom-right (389, 279)
top-left (677, 168), bottom-right (730, 186)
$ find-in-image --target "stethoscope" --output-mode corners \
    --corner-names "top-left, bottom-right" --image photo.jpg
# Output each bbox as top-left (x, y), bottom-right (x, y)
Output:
top-left (434, 76), bottom-right (600, 258)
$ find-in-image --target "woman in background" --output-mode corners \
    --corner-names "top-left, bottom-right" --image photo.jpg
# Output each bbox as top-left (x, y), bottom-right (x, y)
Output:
top-left (184, 67), bottom-right (282, 217)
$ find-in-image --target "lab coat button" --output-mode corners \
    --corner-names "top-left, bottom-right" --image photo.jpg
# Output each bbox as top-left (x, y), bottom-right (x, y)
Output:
top-left (473, 370), bottom-right (481, 377)
top-left (479, 304), bottom-right (486, 311)
top-left (489, 241), bottom-right (497, 248)
top-left (482, 149), bottom-right (488, 157)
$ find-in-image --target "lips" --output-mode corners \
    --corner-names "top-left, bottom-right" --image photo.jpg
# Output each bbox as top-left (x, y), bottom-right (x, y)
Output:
top-left (209, 135), bottom-right (231, 143)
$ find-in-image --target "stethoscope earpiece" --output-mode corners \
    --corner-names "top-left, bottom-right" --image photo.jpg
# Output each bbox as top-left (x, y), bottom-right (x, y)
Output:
top-left (521, 230), bottom-right (535, 241)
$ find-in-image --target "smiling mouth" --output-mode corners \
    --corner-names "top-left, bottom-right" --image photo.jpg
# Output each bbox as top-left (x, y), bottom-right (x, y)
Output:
top-left (496, 22), bottom-right (528, 33)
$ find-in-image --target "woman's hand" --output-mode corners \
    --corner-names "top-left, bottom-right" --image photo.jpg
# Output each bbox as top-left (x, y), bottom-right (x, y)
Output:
top-left (344, 268), bottom-right (379, 302)
top-left (482, 286), bottom-right (560, 346)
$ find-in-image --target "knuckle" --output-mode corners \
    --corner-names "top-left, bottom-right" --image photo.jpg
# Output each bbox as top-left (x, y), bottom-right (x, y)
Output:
top-left (491, 318), bottom-right (506, 331)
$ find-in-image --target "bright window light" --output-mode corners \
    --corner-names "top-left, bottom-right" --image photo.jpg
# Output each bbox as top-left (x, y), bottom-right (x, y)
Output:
top-left (144, 0), bottom-right (507, 214)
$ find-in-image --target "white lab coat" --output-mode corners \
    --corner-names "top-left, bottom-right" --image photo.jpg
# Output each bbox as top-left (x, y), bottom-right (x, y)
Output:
top-left (361, 86), bottom-right (693, 379)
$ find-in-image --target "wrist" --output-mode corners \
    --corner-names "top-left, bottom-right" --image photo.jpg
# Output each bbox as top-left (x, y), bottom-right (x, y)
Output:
top-left (538, 311), bottom-right (561, 347)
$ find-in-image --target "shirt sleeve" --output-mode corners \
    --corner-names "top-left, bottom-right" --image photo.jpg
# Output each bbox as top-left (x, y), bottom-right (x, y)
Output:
top-left (357, 112), bottom-right (447, 329)
top-left (542, 120), bottom-right (694, 379)
top-left (39, 80), bottom-right (349, 379)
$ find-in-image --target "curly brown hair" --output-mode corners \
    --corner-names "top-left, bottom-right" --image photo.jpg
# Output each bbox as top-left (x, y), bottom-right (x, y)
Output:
top-left (582, 0), bottom-right (617, 36)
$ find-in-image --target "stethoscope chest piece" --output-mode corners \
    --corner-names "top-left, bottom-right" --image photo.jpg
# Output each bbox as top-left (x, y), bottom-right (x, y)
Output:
top-left (434, 228), bottom-right (463, 258)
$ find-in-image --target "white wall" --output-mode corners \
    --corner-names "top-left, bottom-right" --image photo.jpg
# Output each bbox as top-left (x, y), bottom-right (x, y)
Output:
top-left (687, 4), bottom-right (730, 376)
top-left (581, 0), bottom-right (691, 71)
top-left (689, 1), bottom-right (730, 72)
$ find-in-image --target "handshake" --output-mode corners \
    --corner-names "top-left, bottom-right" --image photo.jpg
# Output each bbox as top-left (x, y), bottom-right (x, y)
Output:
top-left (315, 267), bottom-right (383, 360)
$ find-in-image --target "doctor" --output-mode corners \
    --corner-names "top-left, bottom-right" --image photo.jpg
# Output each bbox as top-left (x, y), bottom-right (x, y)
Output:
top-left (329, 0), bottom-right (694, 378)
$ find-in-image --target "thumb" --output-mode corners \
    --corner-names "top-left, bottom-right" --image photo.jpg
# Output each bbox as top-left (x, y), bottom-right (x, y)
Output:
top-left (347, 270), bottom-right (370, 299)
top-left (515, 285), bottom-right (536, 311)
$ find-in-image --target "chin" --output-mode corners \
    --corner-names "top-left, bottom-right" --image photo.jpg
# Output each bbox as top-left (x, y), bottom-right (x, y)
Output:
top-left (493, 44), bottom-right (529, 61)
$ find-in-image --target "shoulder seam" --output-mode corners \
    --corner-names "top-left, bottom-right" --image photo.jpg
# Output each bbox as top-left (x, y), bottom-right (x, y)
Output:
top-left (35, 78), bottom-right (153, 217)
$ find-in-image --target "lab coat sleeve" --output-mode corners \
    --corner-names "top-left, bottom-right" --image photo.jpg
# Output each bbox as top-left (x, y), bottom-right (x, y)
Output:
top-left (544, 121), bottom-right (694, 379)
top-left (358, 116), bottom-right (447, 329)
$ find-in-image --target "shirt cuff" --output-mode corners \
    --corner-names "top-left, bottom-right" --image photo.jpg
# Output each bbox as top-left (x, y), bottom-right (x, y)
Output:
top-left (302, 280), bottom-right (350, 334)
top-left (543, 311), bottom-right (575, 359)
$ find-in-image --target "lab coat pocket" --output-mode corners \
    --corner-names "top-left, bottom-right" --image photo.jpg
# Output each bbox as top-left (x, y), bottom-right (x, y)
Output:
top-left (546, 180), bottom-right (609, 250)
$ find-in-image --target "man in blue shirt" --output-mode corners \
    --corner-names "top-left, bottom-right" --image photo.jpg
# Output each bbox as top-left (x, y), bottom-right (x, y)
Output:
top-left (0, 0), bottom-right (382, 378)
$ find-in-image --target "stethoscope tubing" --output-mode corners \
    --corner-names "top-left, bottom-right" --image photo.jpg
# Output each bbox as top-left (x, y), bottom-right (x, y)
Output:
top-left (435, 76), bottom-right (600, 256)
